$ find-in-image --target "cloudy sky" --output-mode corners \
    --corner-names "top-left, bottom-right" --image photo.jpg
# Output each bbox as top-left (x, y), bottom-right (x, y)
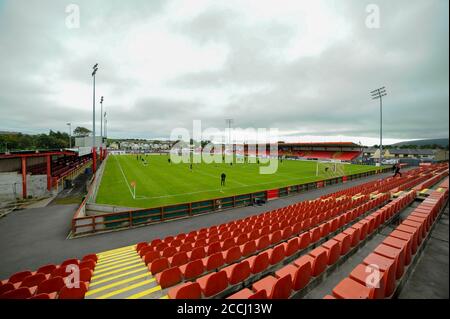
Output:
top-left (0, 0), bottom-right (448, 145)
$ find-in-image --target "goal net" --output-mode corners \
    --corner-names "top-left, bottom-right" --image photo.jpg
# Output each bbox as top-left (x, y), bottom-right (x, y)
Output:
top-left (315, 160), bottom-right (345, 178)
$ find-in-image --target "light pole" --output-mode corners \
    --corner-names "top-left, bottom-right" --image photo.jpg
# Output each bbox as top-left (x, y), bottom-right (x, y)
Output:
top-left (92, 63), bottom-right (98, 149)
top-left (371, 87), bottom-right (387, 166)
top-left (100, 96), bottom-right (104, 147)
top-left (66, 123), bottom-right (72, 148)
top-left (104, 111), bottom-right (107, 142)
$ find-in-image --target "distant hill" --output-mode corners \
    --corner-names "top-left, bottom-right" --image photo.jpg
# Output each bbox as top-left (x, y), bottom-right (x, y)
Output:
top-left (391, 138), bottom-right (449, 148)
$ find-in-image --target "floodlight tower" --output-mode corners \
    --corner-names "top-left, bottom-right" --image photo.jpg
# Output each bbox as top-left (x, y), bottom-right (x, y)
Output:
top-left (371, 87), bottom-right (387, 166)
top-left (92, 64), bottom-right (99, 149)
top-left (66, 122), bottom-right (72, 148)
top-left (100, 96), bottom-right (104, 146)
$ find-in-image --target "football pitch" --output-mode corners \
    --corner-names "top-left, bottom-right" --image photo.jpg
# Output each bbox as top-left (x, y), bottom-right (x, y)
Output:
top-left (95, 155), bottom-right (380, 209)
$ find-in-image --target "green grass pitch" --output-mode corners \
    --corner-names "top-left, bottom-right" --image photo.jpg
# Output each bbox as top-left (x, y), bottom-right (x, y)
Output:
top-left (95, 154), bottom-right (380, 209)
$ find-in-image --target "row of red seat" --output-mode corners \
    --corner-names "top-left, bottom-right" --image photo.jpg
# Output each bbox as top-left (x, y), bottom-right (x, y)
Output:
top-left (166, 193), bottom-right (393, 299)
top-left (137, 195), bottom-right (364, 253)
top-left (146, 168), bottom-right (446, 294)
top-left (145, 195), bottom-right (377, 287)
top-left (413, 170), bottom-right (449, 191)
top-left (137, 196), bottom-right (370, 271)
top-left (329, 182), bottom-right (449, 299)
top-left (322, 166), bottom-right (439, 200)
top-left (223, 191), bottom-right (417, 299)
top-left (0, 254), bottom-right (97, 299)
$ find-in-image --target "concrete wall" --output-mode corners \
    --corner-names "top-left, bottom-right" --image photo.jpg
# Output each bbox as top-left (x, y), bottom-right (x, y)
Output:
top-left (0, 172), bottom-right (53, 200)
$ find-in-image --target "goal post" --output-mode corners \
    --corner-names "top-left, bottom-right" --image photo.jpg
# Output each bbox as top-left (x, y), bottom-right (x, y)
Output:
top-left (315, 160), bottom-right (345, 178)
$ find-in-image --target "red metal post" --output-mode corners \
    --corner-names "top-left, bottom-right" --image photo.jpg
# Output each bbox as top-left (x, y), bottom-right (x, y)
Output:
top-left (46, 155), bottom-right (52, 191)
top-left (92, 147), bottom-right (97, 174)
top-left (21, 156), bottom-right (27, 199)
top-left (99, 147), bottom-right (103, 160)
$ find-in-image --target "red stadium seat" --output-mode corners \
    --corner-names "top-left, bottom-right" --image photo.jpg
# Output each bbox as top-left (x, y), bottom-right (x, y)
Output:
top-left (332, 278), bottom-right (371, 299)
top-left (156, 267), bottom-right (182, 289)
top-left (383, 236), bottom-right (412, 266)
top-left (36, 264), bottom-right (57, 275)
top-left (343, 227), bottom-right (361, 247)
top-left (60, 259), bottom-right (80, 268)
top-left (333, 233), bottom-right (352, 256)
top-left (256, 235), bottom-right (271, 250)
top-left (162, 246), bottom-right (178, 258)
top-left (322, 240), bottom-right (341, 265)
top-left (179, 259), bottom-right (204, 280)
top-left (349, 264), bottom-right (385, 299)
top-left (187, 246), bottom-right (206, 260)
top-left (227, 288), bottom-right (267, 299)
top-left (168, 282), bottom-right (202, 299)
top-left (221, 238), bottom-right (235, 251)
top-left (196, 271), bottom-right (229, 298)
top-left (374, 244), bottom-right (405, 280)
top-left (276, 260), bottom-right (311, 291)
top-left (223, 246), bottom-right (242, 264)
top-left (143, 251), bottom-right (161, 265)
top-left (139, 246), bottom-right (155, 258)
top-left (363, 253), bottom-right (396, 297)
top-left (281, 226), bottom-right (293, 240)
top-left (136, 242), bottom-right (148, 252)
top-left (298, 232), bottom-right (311, 249)
top-left (36, 277), bottom-right (65, 297)
top-left (8, 271), bottom-right (33, 284)
top-left (223, 261), bottom-right (251, 285)
top-left (20, 273), bottom-right (46, 291)
top-left (0, 283), bottom-right (15, 296)
top-left (240, 240), bottom-right (257, 257)
top-left (1, 287), bottom-right (33, 299)
top-left (79, 260), bottom-right (96, 271)
top-left (309, 227), bottom-right (321, 243)
top-left (58, 282), bottom-right (88, 299)
top-left (148, 257), bottom-right (170, 275)
top-left (283, 237), bottom-right (299, 257)
top-left (202, 252), bottom-right (225, 271)
top-left (79, 268), bottom-right (93, 283)
top-left (245, 252), bottom-right (270, 274)
top-left (252, 274), bottom-right (292, 299)
top-left (308, 247), bottom-right (329, 276)
top-left (179, 242), bottom-right (193, 253)
top-left (268, 245), bottom-right (285, 265)
top-left (169, 251), bottom-right (189, 267)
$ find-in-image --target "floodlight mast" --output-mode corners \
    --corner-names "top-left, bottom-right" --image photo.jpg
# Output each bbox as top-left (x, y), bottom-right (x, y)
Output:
top-left (371, 87), bottom-right (387, 166)
top-left (92, 63), bottom-right (98, 151)
top-left (66, 123), bottom-right (72, 148)
top-left (100, 96), bottom-right (104, 146)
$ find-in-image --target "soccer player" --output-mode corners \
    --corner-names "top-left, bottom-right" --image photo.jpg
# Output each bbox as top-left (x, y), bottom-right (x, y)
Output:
top-left (221, 173), bottom-right (226, 186)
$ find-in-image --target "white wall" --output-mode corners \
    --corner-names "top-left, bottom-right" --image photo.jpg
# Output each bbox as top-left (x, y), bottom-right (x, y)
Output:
top-left (0, 172), bottom-right (53, 200)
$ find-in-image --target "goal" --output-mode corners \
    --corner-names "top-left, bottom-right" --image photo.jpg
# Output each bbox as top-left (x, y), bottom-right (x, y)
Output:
top-left (315, 160), bottom-right (345, 178)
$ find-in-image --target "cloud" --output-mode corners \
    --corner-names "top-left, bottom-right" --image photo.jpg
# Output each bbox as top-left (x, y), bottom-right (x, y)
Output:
top-left (0, 0), bottom-right (448, 144)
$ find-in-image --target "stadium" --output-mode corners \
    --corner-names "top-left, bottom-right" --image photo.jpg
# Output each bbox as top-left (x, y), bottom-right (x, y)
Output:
top-left (0, 0), bottom-right (449, 311)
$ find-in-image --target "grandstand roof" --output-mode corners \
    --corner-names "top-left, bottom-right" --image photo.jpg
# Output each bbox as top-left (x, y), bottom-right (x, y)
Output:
top-left (389, 149), bottom-right (435, 155)
top-left (0, 149), bottom-right (77, 159)
top-left (279, 142), bottom-right (360, 147)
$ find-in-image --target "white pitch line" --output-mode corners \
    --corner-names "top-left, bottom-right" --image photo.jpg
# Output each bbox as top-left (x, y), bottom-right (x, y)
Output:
top-left (132, 173), bottom-right (323, 200)
top-left (114, 155), bottom-right (135, 199)
top-left (193, 168), bottom-right (248, 187)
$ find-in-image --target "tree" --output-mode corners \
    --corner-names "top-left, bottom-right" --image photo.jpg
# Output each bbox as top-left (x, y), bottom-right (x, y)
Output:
top-left (73, 126), bottom-right (92, 137)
